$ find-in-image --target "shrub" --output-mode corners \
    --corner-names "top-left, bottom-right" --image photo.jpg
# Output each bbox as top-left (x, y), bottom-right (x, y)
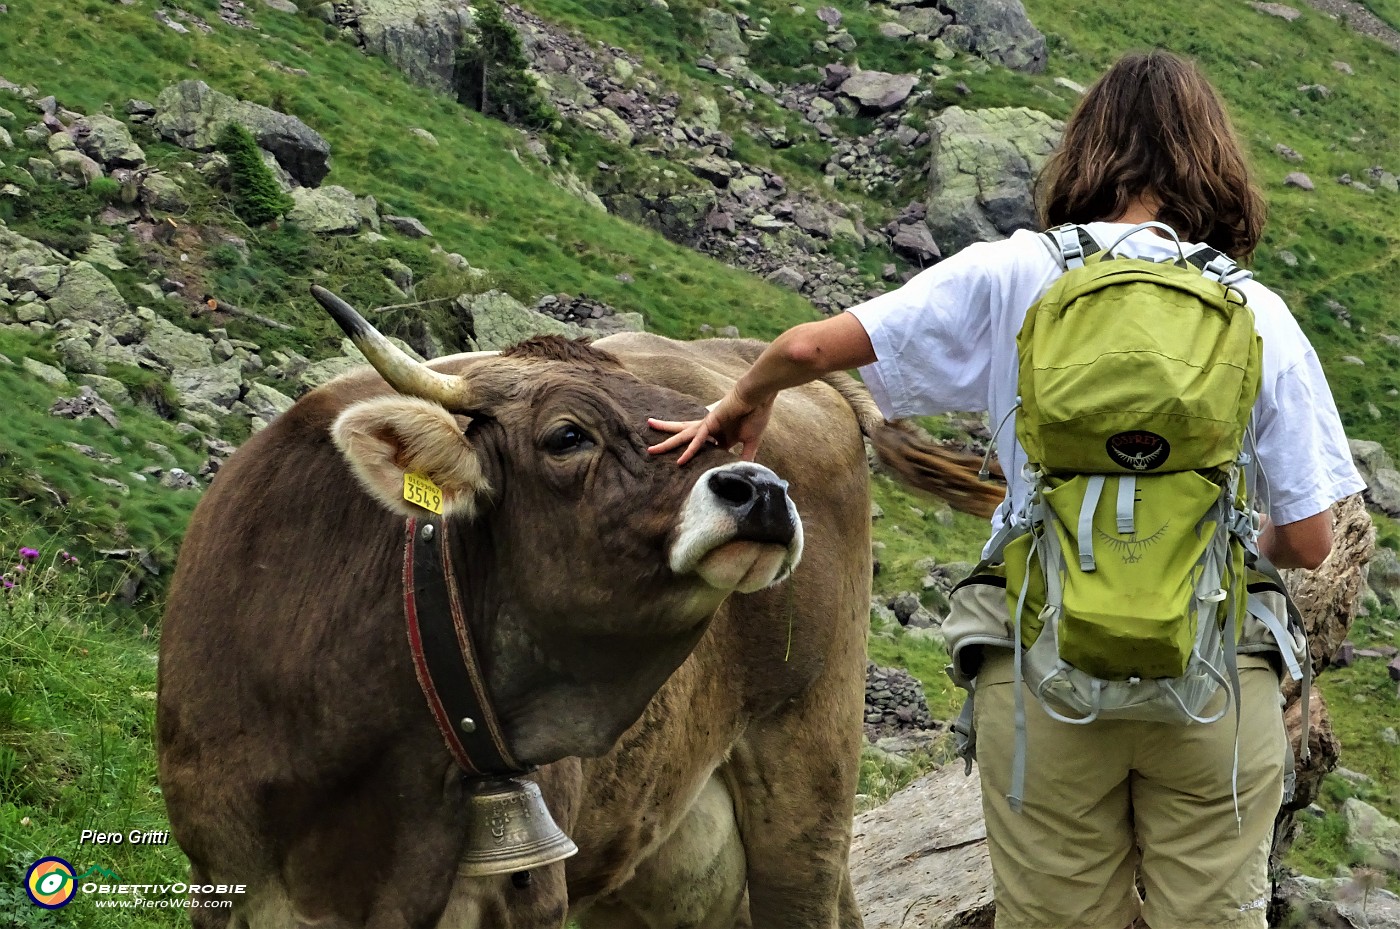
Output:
top-left (215, 122), bottom-right (294, 227)
top-left (454, 0), bottom-right (556, 129)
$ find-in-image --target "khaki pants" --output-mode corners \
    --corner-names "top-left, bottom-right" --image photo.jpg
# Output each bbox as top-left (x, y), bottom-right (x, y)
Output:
top-left (973, 650), bottom-right (1286, 929)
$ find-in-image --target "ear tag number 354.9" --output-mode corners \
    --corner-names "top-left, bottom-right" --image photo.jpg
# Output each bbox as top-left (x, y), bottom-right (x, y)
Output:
top-left (404, 472), bottom-right (443, 515)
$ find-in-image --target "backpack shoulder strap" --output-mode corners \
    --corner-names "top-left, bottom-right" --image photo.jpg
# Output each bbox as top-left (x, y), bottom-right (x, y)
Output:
top-left (1041, 224), bottom-right (1102, 270)
top-left (1185, 245), bottom-right (1254, 287)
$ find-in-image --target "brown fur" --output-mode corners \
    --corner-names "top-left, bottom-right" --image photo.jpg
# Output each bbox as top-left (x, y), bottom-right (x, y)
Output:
top-left (157, 330), bottom-right (995, 929)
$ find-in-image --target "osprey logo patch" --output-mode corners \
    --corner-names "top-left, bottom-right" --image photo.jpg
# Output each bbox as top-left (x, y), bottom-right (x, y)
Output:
top-left (1106, 431), bottom-right (1171, 471)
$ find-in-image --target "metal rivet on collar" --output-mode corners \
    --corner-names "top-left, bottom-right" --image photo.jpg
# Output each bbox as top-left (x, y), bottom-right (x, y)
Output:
top-left (459, 717), bottom-right (477, 734)
top-left (421, 523), bottom-right (435, 542)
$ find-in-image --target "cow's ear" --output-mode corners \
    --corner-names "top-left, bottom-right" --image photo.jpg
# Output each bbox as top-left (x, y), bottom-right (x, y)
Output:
top-left (332, 396), bottom-right (489, 518)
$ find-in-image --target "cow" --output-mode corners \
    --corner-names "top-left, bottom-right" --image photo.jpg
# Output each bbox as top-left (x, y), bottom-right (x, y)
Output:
top-left (156, 287), bottom-right (1001, 929)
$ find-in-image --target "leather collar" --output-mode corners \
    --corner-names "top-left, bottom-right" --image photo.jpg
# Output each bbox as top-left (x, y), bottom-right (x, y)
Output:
top-left (403, 516), bottom-right (524, 777)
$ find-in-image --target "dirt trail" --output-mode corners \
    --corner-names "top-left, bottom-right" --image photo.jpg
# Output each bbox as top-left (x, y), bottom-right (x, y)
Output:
top-left (1297, 0), bottom-right (1400, 52)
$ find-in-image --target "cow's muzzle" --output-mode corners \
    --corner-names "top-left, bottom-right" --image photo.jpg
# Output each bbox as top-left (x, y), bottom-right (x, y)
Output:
top-left (669, 462), bottom-right (804, 593)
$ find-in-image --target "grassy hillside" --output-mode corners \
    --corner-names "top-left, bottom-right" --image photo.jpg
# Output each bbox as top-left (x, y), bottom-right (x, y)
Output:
top-left (0, 0), bottom-right (1397, 918)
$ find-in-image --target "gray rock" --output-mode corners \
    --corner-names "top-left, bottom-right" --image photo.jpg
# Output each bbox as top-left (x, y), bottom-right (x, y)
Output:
top-left (897, 6), bottom-right (950, 35)
top-left (0, 126), bottom-right (11, 150)
top-left (50, 386), bottom-right (119, 427)
top-left (153, 80), bottom-right (331, 187)
top-left (940, 0), bottom-right (1045, 71)
top-left (1284, 171), bottom-right (1314, 190)
top-left (892, 223), bottom-right (941, 264)
top-left (0, 228), bottom-right (64, 279)
top-left (1343, 798), bottom-right (1400, 876)
top-left (1274, 143), bottom-right (1304, 162)
top-left (1275, 874), bottom-right (1400, 928)
top-left (22, 356), bottom-right (68, 386)
top-left (140, 172), bottom-right (189, 212)
top-left (408, 127), bottom-right (439, 147)
top-left (1250, 1), bottom-right (1301, 19)
top-left (1368, 546), bottom-right (1400, 608)
top-left (173, 359), bottom-right (244, 410)
top-left (340, 0), bottom-right (475, 93)
top-left (1368, 469), bottom-right (1400, 518)
top-left (927, 105), bottom-right (1062, 255)
top-left (143, 316), bottom-right (214, 371)
top-left (578, 107), bottom-right (633, 146)
top-left (54, 149), bottom-right (104, 185)
top-left (46, 262), bottom-right (128, 325)
top-left (76, 373), bottom-right (131, 405)
top-left (241, 382), bottom-right (296, 420)
top-left (262, 0), bottom-right (299, 12)
top-left (287, 185), bottom-right (362, 234)
top-left (73, 114), bottom-right (145, 168)
top-left (765, 266), bottom-right (806, 290)
top-left (1350, 439), bottom-right (1394, 476)
top-left (839, 71), bottom-right (918, 112)
top-left (699, 8), bottom-right (748, 60)
top-left (878, 21), bottom-right (914, 38)
top-left (160, 467), bottom-right (200, 490)
top-left (383, 214), bottom-right (433, 238)
top-left (456, 291), bottom-right (583, 350)
top-left (850, 764), bottom-right (993, 926)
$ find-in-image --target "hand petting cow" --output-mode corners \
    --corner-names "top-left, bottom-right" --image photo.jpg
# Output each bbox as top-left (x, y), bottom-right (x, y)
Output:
top-left (156, 286), bottom-right (1000, 929)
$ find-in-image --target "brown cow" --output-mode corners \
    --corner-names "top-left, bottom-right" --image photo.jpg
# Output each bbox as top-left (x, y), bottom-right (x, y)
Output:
top-left (157, 289), bottom-right (999, 929)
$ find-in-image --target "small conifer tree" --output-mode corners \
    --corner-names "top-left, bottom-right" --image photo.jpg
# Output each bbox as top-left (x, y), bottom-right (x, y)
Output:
top-left (217, 122), bottom-right (295, 226)
top-left (454, 0), bottom-right (554, 129)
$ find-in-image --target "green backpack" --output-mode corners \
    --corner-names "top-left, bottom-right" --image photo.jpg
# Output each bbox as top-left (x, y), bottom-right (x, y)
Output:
top-left (969, 222), bottom-right (1310, 812)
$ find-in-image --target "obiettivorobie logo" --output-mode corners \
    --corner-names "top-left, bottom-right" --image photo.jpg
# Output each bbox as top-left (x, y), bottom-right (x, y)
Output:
top-left (24, 858), bottom-right (118, 909)
top-left (23, 855), bottom-right (242, 912)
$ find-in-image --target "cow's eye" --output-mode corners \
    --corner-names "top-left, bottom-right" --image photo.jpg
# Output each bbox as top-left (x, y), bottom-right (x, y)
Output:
top-left (544, 424), bottom-right (594, 455)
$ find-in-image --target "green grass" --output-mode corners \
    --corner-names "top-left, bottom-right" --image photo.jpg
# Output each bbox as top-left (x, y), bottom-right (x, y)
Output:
top-left (0, 524), bottom-right (184, 928)
top-left (0, 0), bottom-right (820, 342)
top-left (0, 329), bottom-right (204, 618)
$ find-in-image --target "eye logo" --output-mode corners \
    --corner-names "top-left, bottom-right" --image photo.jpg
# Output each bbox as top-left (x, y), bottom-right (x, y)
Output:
top-left (25, 857), bottom-right (77, 909)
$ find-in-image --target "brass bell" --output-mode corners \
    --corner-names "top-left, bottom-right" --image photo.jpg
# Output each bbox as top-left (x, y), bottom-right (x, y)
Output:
top-left (459, 777), bottom-right (579, 877)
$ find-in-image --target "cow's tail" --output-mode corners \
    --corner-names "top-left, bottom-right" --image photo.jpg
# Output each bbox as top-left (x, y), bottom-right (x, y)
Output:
top-left (817, 371), bottom-right (1006, 520)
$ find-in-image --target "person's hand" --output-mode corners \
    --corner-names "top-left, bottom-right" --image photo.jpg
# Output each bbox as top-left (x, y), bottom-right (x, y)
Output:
top-left (647, 388), bottom-right (774, 465)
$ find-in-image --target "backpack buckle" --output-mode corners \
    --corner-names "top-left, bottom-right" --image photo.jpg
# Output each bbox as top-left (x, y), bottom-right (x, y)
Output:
top-left (1201, 588), bottom-right (1228, 603)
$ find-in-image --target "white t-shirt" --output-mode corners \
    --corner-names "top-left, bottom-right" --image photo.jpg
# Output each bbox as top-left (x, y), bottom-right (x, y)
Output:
top-left (848, 222), bottom-right (1365, 530)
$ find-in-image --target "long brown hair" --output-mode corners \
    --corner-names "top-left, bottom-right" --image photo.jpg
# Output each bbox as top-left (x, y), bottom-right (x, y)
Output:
top-left (1037, 50), bottom-right (1266, 260)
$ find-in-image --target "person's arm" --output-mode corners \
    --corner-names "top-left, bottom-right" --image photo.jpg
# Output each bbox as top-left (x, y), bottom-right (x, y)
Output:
top-left (647, 312), bottom-right (876, 465)
top-left (1258, 511), bottom-right (1332, 570)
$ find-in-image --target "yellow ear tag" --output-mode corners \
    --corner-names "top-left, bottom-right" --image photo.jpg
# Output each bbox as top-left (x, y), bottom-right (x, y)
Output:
top-left (403, 472), bottom-right (444, 515)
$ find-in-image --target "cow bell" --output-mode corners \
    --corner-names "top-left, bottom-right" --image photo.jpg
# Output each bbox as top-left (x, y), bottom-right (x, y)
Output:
top-left (459, 777), bottom-right (578, 877)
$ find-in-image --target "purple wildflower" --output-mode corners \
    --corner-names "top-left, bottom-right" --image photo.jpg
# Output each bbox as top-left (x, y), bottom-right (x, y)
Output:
top-left (19, 547), bottom-right (39, 561)
top-left (2, 578), bottom-right (13, 590)
top-left (14, 564), bottom-right (26, 574)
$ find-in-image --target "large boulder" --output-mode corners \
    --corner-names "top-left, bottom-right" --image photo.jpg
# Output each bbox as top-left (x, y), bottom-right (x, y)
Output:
top-left (142, 316), bottom-right (214, 372)
top-left (287, 185), bottom-right (363, 234)
top-left (850, 763), bottom-right (993, 928)
top-left (926, 106), bottom-right (1062, 255)
top-left (153, 80), bottom-right (331, 187)
top-left (1274, 874), bottom-right (1400, 928)
top-left (339, 0), bottom-right (475, 93)
top-left (455, 291), bottom-right (584, 351)
top-left (172, 359), bottom-right (244, 411)
top-left (939, 0), bottom-right (1046, 72)
top-left (0, 228), bottom-right (64, 281)
top-left (699, 8), bottom-right (748, 61)
top-left (45, 262), bottom-right (129, 326)
top-left (1369, 546), bottom-right (1400, 609)
top-left (838, 71), bottom-right (919, 113)
top-left (72, 114), bottom-right (145, 168)
top-left (1343, 798), bottom-right (1400, 877)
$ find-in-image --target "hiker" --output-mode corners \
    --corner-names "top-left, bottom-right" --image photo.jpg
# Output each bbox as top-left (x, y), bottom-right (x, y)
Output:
top-left (648, 49), bottom-right (1365, 929)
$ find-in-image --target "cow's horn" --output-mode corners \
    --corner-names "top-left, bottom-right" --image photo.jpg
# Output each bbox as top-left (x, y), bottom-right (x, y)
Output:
top-left (310, 286), bottom-right (467, 407)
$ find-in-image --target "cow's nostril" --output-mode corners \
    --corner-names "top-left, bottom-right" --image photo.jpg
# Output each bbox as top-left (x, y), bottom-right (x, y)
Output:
top-left (709, 471), bottom-right (756, 508)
